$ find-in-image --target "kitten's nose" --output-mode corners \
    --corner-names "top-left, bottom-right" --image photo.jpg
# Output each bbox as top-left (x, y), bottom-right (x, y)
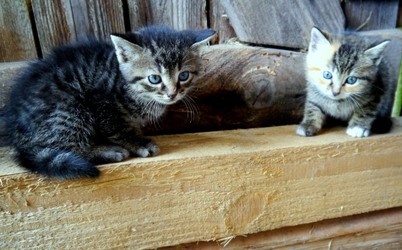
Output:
top-left (167, 92), bottom-right (177, 100)
top-left (332, 90), bottom-right (341, 96)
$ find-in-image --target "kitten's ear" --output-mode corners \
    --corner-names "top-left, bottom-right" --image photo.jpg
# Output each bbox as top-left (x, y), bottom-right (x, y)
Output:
top-left (110, 35), bottom-right (143, 63)
top-left (364, 41), bottom-right (390, 66)
top-left (309, 27), bottom-right (331, 53)
top-left (191, 29), bottom-right (216, 48)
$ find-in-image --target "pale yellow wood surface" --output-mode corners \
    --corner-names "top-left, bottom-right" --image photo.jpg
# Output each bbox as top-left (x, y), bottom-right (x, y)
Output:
top-left (1, 119), bottom-right (402, 249)
top-left (165, 207), bottom-right (402, 249)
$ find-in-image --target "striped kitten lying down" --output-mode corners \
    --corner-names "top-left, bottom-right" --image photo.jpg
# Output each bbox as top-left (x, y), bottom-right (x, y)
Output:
top-left (297, 27), bottom-right (394, 138)
top-left (3, 26), bottom-right (215, 179)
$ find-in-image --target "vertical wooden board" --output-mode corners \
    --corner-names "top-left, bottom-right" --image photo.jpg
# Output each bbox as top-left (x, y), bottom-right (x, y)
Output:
top-left (127, 0), bottom-right (208, 31)
top-left (208, 0), bottom-right (236, 44)
top-left (32, 0), bottom-right (125, 56)
top-left (0, 0), bottom-right (37, 62)
top-left (69, 0), bottom-right (125, 41)
top-left (32, 0), bottom-right (76, 56)
top-left (221, 0), bottom-right (345, 49)
top-left (344, 0), bottom-right (399, 31)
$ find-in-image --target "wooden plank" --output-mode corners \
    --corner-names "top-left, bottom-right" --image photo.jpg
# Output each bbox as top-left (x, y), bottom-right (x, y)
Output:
top-left (164, 207), bottom-right (402, 249)
top-left (69, 0), bottom-right (125, 40)
top-left (31, 0), bottom-right (76, 56)
top-left (32, 0), bottom-right (125, 56)
top-left (1, 119), bottom-right (402, 249)
top-left (221, 0), bottom-right (345, 48)
top-left (0, 0), bottom-right (37, 62)
top-left (127, 0), bottom-right (208, 31)
top-left (344, 0), bottom-right (399, 31)
top-left (208, 0), bottom-right (236, 44)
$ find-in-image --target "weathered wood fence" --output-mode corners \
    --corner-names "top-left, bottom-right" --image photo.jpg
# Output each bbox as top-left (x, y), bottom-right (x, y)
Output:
top-left (1, 0), bottom-right (401, 61)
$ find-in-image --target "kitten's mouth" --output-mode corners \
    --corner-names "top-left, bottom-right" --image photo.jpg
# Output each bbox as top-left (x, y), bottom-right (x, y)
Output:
top-left (157, 98), bottom-right (181, 105)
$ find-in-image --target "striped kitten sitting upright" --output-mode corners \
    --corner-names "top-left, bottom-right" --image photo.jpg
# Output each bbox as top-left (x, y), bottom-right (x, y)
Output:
top-left (3, 25), bottom-right (215, 179)
top-left (297, 27), bottom-right (394, 138)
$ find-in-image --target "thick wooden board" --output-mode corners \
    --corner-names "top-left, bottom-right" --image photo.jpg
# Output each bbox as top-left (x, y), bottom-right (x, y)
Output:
top-left (164, 207), bottom-right (402, 249)
top-left (0, 0), bottom-right (37, 62)
top-left (32, 0), bottom-right (125, 56)
top-left (221, 0), bottom-right (345, 48)
top-left (344, 0), bottom-right (399, 31)
top-left (127, 0), bottom-right (208, 31)
top-left (1, 119), bottom-right (402, 249)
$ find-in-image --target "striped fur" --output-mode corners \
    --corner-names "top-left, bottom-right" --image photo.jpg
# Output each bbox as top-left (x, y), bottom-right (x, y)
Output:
top-left (297, 27), bottom-right (394, 138)
top-left (3, 25), bottom-right (215, 179)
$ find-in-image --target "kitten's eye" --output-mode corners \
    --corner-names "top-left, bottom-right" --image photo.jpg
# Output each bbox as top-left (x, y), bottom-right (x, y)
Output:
top-left (346, 76), bottom-right (357, 85)
top-left (178, 71), bottom-right (190, 82)
top-left (148, 75), bottom-right (162, 84)
top-left (323, 71), bottom-right (333, 80)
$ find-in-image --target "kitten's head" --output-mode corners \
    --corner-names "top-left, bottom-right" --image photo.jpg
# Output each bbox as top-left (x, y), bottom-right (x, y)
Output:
top-left (306, 27), bottom-right (389, 100)
top-left (111, 25), bottom-right (215, 105)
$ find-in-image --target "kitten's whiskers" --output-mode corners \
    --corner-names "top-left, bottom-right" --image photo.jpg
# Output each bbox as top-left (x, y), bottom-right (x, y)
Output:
top-left (182, 95), bottom-right (199, 124)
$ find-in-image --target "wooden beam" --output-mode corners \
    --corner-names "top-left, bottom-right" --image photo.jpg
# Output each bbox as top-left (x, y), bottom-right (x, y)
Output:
top-left (1, 119), bottom-right (402, 249)
top-left (163, 207), bottom-right (402, 249)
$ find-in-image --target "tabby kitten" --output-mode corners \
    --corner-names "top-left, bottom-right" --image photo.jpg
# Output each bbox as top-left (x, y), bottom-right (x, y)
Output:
top-left (297, 27), bottom-right (393, 138)
top-left (3, 25), bottom-right (215, 179)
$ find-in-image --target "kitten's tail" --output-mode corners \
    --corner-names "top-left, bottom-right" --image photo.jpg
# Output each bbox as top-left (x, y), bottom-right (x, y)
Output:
top-left (372, 117), bottom-right (393, 134)
top-left (16, 147), bottom-right (100, 179)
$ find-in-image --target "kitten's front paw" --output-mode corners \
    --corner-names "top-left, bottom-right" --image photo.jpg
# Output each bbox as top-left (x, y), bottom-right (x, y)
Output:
top-left (346, 126), bottom-right (370, 138)
top-left (90, 146), bottom-right (130, 164)
top-left (296, 124), bottom-right (319, 137)
top-left (134, 141), bottom-right (160, 157)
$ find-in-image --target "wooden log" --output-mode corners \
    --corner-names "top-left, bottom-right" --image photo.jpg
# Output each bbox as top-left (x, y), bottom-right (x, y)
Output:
top-left (0, 0), bottom-right (37, 62)
top-left (344, 0), bottom-right (399, 31)
top-left (1, 119), bottom-right (402, 249)
top-left (32, 0), bottom-right (125, 56)
top-left (220, 0), bottom-right (345, 48)
top-left (126, 0), bottom-right (208, 31)
top-left (164, 207), bottom-right (402, 249)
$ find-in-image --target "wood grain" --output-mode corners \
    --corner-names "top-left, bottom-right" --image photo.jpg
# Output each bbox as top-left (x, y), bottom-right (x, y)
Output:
top-left (1, 119), bottom-right (402, 249)
top-left (0, 0), bottom-right (37, 62)
top-left (164, 207), bottom-right (402, 249)
top-left (32, 0), bottom-right (125, 56)
top-left (221, 0), bottom-right (345, 48)
top-left (127, 0), bottom-right (208, 31)
top-left (69, 0), bottom-right (125, 40)
top-left (208, 0), bottom-right (236, 44)
top-left (32, 0), bottom-right (77, 55)
top-left (344, 0), bottom-right (399, 31)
